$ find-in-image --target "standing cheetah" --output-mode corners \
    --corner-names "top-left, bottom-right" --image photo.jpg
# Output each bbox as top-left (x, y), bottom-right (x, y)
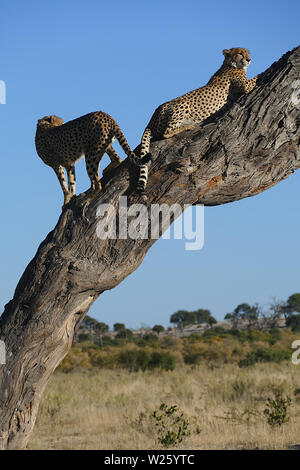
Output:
top-left (35, 111), bottom-right (151, 206)
top-left (136, 47), bottom-right (259, 192)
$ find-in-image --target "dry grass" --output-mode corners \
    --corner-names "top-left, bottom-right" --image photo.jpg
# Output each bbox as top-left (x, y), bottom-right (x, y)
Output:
top-left (28, 362), bottom-right (300, 450)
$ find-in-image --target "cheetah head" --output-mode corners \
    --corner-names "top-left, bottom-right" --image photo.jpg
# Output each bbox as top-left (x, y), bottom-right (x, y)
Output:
top-left (37, 115), bottom-right (64, 128)
top-left (222, 48), bottom-right (251, 70)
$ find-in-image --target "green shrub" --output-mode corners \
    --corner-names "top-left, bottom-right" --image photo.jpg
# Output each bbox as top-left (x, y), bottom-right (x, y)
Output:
top-left (118, 349), bottom-right (149, 372)
top-left (117, 349), bottom-right (175, 372)
top-left (202, 327), bottom-right (228, 338)
top-left (264, 390), bottom-right (292, 427)
top-left (78, 333), bottom-right (91, 342)
top-left (160, 337), bottom-right (179, 349)
top-left (150, 403), bottom-right (190, 447)
top-left (268, 328), bottom-right (281, 345)
top-left (286, 314), bottom-right (300, 332)
top-left (102, 335), bottom-right (116, 346)
top-left (238, 348), bottom-right (290, 367)
top-left (149, 351), bottom-right (175, 371)
top-left (186, 333), bottom-right (202, 343)
top-left (234, 329), bottom-right (269, 343)
top-left (143, 333), bottom-right (159, 342)
top-left (115, 328), bottom-right (134, 339)
top-left (184, 352), bottom-right (201, 365)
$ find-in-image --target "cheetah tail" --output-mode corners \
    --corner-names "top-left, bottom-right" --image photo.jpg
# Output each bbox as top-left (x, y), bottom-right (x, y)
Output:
top-left (114, 123), bottom-right (152, 193)
top-left (136, 126), bottom-right (154, 193)
top-left (136, 163), bottom-right (150, 194)
top-left (114, 124), bottom-right (151, 167)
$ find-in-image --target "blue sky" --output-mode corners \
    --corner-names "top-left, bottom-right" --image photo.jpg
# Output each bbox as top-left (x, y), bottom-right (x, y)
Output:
top-left (0, 0), bottom-right (299, 329)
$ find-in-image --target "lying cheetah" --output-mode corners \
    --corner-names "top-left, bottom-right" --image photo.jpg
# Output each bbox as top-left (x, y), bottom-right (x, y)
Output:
top-left (35, 111), bottom-right (151, 206)
top-left (137, 47), bottom-right (259, 192)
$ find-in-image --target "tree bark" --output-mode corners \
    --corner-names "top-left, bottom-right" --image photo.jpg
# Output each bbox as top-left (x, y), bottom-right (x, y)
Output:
top-left (0, 46), bottom-right (299, 450)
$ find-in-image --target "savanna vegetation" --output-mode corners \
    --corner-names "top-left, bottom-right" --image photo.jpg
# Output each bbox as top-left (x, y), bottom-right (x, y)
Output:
top-left (58, 293), bottom-right (300, 373)
top-left (59, 326), bottom-right (297, 373)
top-left (28, 293), bottom-right (300, 449)
top-left (29, 363), bottom-right (300, 450)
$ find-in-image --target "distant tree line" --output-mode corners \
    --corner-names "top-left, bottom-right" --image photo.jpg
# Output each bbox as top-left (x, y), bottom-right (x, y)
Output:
top-left (78, 292), bottom-right (300, 345)
top-left (224, 293), bottom-right (300, 331)
top-left (62, 320), bottom-right (299, 373)
top-left (78, 318), bottom-right (167, 345)
top-left (170, 309), bottom-right (217, 328)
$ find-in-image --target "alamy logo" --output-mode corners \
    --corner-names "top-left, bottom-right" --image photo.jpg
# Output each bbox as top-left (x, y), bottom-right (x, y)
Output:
top-left (291, 340), bottom-right (300, 365)
top-left (0, 80), bottom-right (6, 104)
top-left (291, 80), bottom-right (300, 109)
top-left (96, 197), bottom-right (204, 251)
top-left (0, 340), bottom-right (6, 364)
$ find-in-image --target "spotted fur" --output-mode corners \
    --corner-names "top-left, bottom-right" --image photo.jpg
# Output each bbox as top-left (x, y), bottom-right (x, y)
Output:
top-left (35, 111), bottom-right (150, 205)
top-left (137, 47), bottom-right (259, 192)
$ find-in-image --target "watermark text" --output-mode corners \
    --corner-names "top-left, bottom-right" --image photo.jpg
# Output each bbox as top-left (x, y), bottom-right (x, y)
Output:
top-left (292, 340), bottom-right (300, 365)
top-left (96, 197), bottom-right (204, 251)
top-left (0, 340), bottom-right (6, 364)
top-left (0, 80), bottom-right (6, 104)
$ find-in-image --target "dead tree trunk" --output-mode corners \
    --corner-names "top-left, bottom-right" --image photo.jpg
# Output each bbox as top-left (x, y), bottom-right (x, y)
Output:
top-left (0, 47), bottom-right (299, 450)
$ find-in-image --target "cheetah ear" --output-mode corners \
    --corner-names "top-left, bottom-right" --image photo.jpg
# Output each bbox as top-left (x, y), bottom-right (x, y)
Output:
top-left (38, 116), bottom-right (49, 124)
top-left (222, 49), bottom-right (231, 57)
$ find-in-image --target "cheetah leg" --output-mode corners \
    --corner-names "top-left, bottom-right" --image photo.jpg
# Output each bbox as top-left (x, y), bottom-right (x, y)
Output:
top-left (245, 76), bottom-right (258, 93)
top-left (75, 152), bottom-right (104, 213)
top-left (74, 152), bottom-right (104, 217)
top-left (85, 152), bottom-right (103, 197)
top-left (53, 165), bottom-right (71, 206)
top-left (66, 165), bottom-right (76, 200)
top-left (163, 124), bottom-right (195, 138)
top-left (102, 144), bottom-right (122, 175)
top-left (233, 76), bottom-right (258, 94)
